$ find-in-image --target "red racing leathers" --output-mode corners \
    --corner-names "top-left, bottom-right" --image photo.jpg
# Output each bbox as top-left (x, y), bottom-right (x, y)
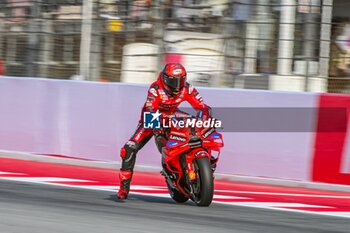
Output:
top-left (118, 75), bottom-right (211, 199)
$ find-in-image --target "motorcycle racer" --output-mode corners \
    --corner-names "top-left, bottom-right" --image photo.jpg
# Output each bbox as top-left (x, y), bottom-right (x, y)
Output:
top-left (118, 63), bottom-right (212, 199)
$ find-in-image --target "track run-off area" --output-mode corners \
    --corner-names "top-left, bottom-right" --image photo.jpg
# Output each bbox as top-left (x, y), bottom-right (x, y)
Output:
top-left (1, 157), bottom-right (350, 233)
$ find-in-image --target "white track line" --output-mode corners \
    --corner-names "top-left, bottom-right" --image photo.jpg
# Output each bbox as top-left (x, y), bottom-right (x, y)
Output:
top-left (213, 194), bottom-right (252, 199)
top-left (0, 177), bottom-right (95, 182)
top-left (225, 202), bottom-right (332, 208)
top-left (216, 190), bottom-right (350, 199)
top-left (0, 172), bottom-right (25, 175)
top-left (130, 185), bottom-right (167, 190)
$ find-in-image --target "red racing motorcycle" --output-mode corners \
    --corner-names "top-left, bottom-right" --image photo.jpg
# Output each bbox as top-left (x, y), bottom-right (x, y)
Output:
top-left (155, 114), bottom-right (224, 206)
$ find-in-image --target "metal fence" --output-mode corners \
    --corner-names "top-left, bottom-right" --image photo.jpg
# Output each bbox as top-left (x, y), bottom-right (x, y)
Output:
top-left (0, 0), bottom-right (349, 93)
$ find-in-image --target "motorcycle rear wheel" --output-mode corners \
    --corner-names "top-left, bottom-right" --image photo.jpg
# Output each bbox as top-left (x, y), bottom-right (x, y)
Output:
top-left (191, 157), bottom-right (214, 207)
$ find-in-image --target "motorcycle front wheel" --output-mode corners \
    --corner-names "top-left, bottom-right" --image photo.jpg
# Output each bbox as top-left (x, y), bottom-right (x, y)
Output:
top-left (166, 180), bottom-right (189, 203)
top-left (191, 157), bottom-right (214, 207)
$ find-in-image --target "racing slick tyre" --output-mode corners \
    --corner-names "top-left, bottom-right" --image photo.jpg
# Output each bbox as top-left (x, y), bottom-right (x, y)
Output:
top-left (192, 157), bottom-right (214, 207)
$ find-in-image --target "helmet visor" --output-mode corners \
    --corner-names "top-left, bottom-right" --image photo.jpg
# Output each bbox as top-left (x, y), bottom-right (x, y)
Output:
top-left (163, 75), bottom-right (185, 91)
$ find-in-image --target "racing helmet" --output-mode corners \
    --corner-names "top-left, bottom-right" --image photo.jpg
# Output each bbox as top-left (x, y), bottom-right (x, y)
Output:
top-left (161, 63), bottom-right (187, 95)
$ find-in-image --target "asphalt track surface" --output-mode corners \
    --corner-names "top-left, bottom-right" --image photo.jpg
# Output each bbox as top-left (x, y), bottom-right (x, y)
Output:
top-left (1, 179), bottom-right (350, 233)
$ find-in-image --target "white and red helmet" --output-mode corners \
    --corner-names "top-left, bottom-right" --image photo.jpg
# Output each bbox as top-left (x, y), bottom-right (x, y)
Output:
top-left (161, 63), bottom-right (187, 95)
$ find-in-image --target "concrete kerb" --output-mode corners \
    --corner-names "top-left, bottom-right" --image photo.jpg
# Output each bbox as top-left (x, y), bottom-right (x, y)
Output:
top-left (215, 174), bottom-right (350, 193)
top-left (1, 150), bottom-right (350, 193)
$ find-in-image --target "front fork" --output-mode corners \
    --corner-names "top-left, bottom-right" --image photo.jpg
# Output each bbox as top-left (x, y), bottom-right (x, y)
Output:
top-left (180, 149), bottom-right (210, 200)
top-left (183, 149), bottom-right (210, 182)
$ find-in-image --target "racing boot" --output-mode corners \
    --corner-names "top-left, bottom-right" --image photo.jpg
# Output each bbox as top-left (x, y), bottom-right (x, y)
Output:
top-left (117, 170), bottom-right (133, 199)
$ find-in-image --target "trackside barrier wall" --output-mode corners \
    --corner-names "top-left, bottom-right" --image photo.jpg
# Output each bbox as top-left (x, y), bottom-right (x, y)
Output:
top-left (0, 77), bottom-right (349, 186)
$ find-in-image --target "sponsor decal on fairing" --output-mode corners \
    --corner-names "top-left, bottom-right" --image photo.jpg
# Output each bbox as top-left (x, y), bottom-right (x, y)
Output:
top-left (167, 141), bottom-right (179, 147)
top-left (203, 128), bottom-right (215, 138)
top-left (194, 150), bottom-right (206, 157)
top-left (169, 135), bottom-right (186, 142)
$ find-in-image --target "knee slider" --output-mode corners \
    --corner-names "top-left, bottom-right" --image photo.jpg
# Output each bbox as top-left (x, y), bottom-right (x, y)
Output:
top-left (121, 141), bottom-right (138, 171)
top-left (121, 140), bottom-right (138, 159)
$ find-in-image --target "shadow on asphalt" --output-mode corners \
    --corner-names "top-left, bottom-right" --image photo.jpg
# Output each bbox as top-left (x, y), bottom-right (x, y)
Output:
top-left (106, 194), bottom-right (193, 206)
